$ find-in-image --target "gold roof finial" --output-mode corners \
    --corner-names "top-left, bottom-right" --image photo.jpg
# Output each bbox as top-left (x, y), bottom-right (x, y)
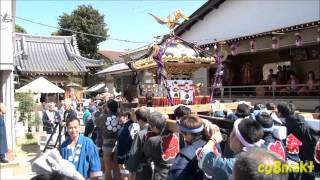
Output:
top-left (149, 10), bottom-right (189, 30)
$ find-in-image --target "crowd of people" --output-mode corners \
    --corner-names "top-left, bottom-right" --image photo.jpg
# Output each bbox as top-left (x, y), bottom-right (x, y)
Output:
top-left (20, 96), bottom-right (320, 180)
top-left (266, 66), bottom-right (319, 96)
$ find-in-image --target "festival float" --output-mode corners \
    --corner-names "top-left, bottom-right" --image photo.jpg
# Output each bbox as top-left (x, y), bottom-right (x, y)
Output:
top-left (126, 10), bottom-right (225, 107)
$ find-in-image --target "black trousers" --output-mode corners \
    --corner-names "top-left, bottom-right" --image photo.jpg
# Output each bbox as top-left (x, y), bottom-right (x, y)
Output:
top-left (84, 120), bottom-right (95, 137)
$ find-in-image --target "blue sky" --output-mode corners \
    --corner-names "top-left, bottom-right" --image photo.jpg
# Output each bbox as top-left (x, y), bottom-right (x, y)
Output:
top-left (16, 0), bottom-right (206, 51)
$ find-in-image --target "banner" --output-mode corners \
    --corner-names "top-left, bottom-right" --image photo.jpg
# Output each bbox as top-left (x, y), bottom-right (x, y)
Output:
top-left (168, 80), bottom-right (193, 103)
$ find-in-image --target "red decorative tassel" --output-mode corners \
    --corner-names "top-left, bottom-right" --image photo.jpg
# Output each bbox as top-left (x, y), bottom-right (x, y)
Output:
top-left (272, 36), bottom-right (279, 49)
top-left (295, 32), bottom-right (303, 46)
top-left (250, 39), bottom-right (256, 53)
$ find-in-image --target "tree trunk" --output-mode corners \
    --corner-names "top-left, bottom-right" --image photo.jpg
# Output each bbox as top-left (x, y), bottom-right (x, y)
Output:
top-left (27, 113), bottom-right (32, 132)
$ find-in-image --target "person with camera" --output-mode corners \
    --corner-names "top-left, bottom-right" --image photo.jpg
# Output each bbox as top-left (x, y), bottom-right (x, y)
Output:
top-left (42, 102), bottom-right (61, 144)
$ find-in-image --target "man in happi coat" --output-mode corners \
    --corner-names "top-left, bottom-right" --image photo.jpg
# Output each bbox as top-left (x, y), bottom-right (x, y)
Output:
top-left (60, 118), bottom-right (102, 179)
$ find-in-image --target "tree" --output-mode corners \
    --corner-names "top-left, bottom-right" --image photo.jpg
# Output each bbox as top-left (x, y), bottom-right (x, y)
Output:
top-left (51, 31), bottom-right (59, 36)
top-left (15, 93), bottom-right (34, 132)
top-left (15, 24), bottom-right (27, 33)
top-left (56, 5), bottom-right (108, 59)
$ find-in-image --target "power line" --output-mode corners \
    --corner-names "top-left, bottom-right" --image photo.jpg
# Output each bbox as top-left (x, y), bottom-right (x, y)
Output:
top-left (14, 16), bottom-right (221, 46)
top-left (14, 16), bottom-right (151, 44)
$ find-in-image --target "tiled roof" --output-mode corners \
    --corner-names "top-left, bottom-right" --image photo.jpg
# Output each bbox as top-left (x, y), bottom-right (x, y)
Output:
top-left (98, 50), bottom-right (124, 62)
top-left (14, 33), bottom-right (103, 74)
top-left (84, 83), bottom-right (106, 93)
top-left (96, 62), bottom-right (131, 75)
top-left (120, 44), bottom-right (152, 61)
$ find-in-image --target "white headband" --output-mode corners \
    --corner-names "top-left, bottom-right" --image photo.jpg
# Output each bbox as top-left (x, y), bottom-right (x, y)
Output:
top-left (234, 119), bottom-right (264, 148)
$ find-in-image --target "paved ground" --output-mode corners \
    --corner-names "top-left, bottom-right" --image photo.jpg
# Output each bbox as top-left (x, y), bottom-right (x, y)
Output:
top-left (0, 125), bottom-right (86, 180)
top-left (0, 132), bottom-right (43, 180)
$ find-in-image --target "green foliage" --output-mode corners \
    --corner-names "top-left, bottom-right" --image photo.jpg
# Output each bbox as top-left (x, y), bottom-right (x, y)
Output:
top-left (24, 133), bottom-right (37, 145)
top-left (15, 93), bottom-right (34, 127)
top-left (56, 5), bottom-right (108, 59)
top-left (51, 31), bottom-right (59, 36)
top-left (34, 112), bottom-right (41, 132)
top-left (27, 113), bottom-right (32, 132)
top-left (16, 93), bottom-right (34, 112)
top-left (16, 93), bottom-right (34, 115)
top-left (25, 132), bottom-right (33, 139)
top-left (15, 24), bottom-right (27, 33)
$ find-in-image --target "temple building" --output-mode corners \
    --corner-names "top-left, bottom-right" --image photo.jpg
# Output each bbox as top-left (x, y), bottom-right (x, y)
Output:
top-left (83, 50), bottom-right (125, 96)
top-left (14, 33), bottom-right (104, 100)
top-left (173, 0), bottom-right (320, 110)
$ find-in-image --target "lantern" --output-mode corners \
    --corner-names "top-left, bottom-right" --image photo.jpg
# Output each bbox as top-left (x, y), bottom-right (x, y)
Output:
top-left (230, 42), bottom-right (239, 55)
top-left (250, 39), bottom-right (256, 53)
top-left (272, 36), bottom-right (279, 49)
top-left (295, 32), bottom-right (303, 46)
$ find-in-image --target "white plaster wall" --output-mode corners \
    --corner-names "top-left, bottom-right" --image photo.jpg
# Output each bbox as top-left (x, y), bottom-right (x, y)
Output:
top-left (0, 0), bottom-right (15, 150)
top-left (181, 0), bottom-right (320, 44)
top-left (0, 0), bottom-right (14, 69)
top-left (1, 71), bottom-right (15, 151)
